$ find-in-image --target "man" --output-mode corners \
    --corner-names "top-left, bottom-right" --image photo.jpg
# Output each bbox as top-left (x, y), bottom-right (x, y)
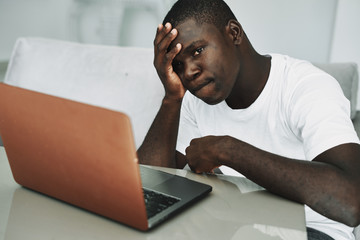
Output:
top-left (137, 0), bottom-right (360, 239)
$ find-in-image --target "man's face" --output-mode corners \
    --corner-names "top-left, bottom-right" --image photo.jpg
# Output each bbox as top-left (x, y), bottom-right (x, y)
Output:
top-left (170, 19), bottom-right (240, 105)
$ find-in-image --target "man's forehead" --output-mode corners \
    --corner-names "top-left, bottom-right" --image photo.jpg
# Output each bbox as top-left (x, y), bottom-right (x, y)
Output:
top-left (171, 19), bottom-right (216, 49)
top-left (175, 19), bottom-right (202, 41)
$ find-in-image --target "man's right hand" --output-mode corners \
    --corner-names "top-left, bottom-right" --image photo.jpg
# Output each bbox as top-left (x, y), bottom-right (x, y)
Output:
top-left (153, 23), bottom-right (186, 102)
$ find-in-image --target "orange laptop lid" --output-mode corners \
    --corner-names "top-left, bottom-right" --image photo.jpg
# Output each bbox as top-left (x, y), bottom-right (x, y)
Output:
top-left (0, 83), bottom-right (148, 230)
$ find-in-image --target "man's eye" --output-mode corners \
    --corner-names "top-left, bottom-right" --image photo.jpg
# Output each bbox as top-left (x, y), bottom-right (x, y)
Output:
top-left (194, 47), bottom-right (204, 56)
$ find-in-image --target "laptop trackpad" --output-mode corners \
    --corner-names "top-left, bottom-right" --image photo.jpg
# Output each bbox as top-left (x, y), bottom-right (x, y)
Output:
top-left (140, 166), bottom-right (174, 188)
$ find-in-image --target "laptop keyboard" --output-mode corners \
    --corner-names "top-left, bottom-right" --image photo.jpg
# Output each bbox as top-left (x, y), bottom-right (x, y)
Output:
top-left (142, 188), bottom-right (180, 219)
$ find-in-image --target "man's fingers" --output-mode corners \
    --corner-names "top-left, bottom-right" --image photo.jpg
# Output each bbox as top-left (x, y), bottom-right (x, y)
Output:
top-left (153, 23), bottom-right (169, 46)
top-left (188, 163), bottom-right (196, 173)
top-left (157, 30), bottom-right (178, 56)
top-left (186, 139), bottom-right (221, 174)
top-left (154, 24), bottom-right (178, 56)
top-left (154, 31), bottom-right (181, 79)
top-left (152, 22), bottom-right (185, 99)
top-left (165, 43), bottom-right (182, 66)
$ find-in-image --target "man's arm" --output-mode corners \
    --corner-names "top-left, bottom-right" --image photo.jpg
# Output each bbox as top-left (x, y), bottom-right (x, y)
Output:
top-left (185, 136), bottom-right (360, 226)
top-left (137, 23), bottom-right (186, 168)
top-left (137, 98), bottom-right (186, 168)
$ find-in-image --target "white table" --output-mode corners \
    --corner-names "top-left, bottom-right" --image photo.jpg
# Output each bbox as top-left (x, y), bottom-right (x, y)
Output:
top-left (0, 146), bottom-right (306, 240)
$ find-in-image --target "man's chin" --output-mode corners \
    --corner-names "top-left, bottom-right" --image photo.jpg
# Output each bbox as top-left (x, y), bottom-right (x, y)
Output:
top-left (189, 89), bottom-right (225, 105)
top-left (200, 96), bottom-right (224, 105)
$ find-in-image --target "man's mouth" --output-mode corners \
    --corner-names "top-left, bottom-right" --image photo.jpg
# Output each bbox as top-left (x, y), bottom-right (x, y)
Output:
top-left (192, 78), bottom-right (214, 93)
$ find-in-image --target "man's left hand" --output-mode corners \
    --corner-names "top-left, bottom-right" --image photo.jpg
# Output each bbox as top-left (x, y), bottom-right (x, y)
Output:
top-left (185, 135), bottom-right (234, 173)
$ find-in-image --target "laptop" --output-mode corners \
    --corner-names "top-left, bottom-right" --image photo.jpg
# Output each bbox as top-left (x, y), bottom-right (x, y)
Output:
top-left (0, 83), bottom-right (212, 231)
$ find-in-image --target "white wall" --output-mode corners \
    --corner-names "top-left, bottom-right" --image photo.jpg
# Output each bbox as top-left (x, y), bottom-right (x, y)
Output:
top-left (330, 0), bottom-right (360, 107)
top-left (0, 0), bottom-right (339, 63)
top-left (331, 0), bottom-right (360, 64)
top-left (226, 0), bottom-right (337, 63)
top-left (0, 0), bottom-right (359, 99)
top-left (0, 0), bottom-right (172, 61)
top-left (0, 0), bottom-right (73, 61)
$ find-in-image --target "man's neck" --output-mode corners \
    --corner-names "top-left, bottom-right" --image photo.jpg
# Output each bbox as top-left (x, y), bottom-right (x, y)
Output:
top-left (225, 52), bottom-right (271, 110)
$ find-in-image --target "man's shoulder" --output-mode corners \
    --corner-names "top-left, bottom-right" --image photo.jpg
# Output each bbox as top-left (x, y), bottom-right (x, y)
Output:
top-left (270, 53), bottom-right (337, 94)
top-left (270, 53), bottom-right (319, 76)
top-left (271, 53), bottom-right (333, 80)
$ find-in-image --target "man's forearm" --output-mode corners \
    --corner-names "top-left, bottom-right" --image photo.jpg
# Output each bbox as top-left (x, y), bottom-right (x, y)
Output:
top-left (137, 97), bottom-right (183, 168)
top-left (184, 135), bottom-right (360, 226)
top-left (223, 139), bottom-right (360, 227)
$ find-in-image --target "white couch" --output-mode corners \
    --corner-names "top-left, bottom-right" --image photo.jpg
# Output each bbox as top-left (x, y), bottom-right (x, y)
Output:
top-left (1, 37), bottom-right (360, 238)
top-left (3, 38), bottom-right (165, 148)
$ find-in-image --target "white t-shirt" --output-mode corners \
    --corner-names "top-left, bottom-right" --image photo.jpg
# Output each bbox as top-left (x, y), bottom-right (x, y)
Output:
top-left (176, 54), bottom-right (360, 240)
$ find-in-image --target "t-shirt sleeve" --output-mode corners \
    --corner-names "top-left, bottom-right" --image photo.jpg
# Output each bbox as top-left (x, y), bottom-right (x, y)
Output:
top-left (176, 92), bottom-right (202, 155)
top-left (288, 70), bottom-right (360, 160)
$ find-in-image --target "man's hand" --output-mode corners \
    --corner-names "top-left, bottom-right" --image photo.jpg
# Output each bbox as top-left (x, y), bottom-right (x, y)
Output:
top-left (185, 136), bottom-right (233, 173)
top-left (137, 23), bottom-right (186, 168)
top-left (153, 23), bottom-right (186, 102)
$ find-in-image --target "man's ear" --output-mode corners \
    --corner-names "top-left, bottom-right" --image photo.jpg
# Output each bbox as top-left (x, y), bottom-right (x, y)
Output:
top-left (226, 20), bottom-right (243, 45)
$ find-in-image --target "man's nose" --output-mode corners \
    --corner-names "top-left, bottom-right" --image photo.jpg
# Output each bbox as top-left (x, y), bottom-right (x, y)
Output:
top-left (184, 61), bottom-right (201, 82)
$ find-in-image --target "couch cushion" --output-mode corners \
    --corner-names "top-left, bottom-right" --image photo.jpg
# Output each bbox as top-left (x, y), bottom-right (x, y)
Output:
top-left (313, 62), bottom-right (359, 119)
top-left (4, 38), bottom-right (164, 148)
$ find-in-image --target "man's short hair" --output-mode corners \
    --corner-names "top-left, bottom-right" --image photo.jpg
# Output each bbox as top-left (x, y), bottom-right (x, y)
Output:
top-left (163, 0), bottom-right (237, 31)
